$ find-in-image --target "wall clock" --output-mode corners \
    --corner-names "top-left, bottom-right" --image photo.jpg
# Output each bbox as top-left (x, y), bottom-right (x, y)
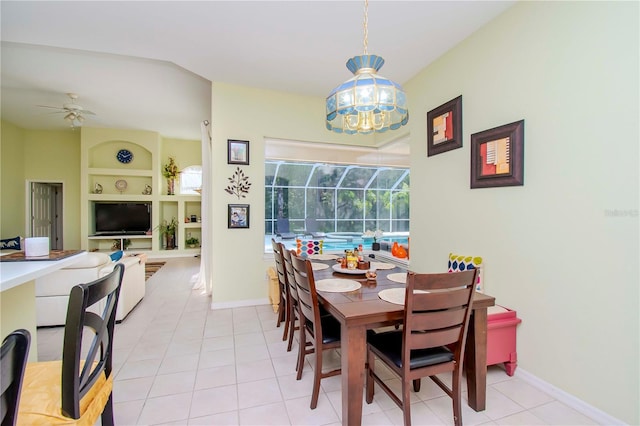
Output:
top-left (115, 179), bottom-right (128, 193)
top-left (116, 149), bottom-right (133, 164)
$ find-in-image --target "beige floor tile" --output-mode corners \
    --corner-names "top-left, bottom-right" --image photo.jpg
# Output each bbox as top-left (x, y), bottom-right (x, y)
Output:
top-left (35, 257), bottom-right (601, 426)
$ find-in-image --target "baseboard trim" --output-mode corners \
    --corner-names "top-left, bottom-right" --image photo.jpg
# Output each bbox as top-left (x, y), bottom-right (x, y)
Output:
top-left (210, 298), bottom-right (270, 310)
top-left (515, 368), bottom-right (625, 425)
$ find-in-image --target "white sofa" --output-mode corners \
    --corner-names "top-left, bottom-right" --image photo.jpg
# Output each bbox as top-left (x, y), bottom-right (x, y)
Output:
top-left (35, 252), bottom-right (146, 326)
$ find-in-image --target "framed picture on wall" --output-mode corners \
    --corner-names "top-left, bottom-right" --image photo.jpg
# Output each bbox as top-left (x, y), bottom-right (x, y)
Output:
top-left (227, 139), bottom-right (249, 165)
top-left (427, 95), bottom-right (462, 156)
top-left (228, 204), bottom-right (250, 229)
top-left (470, 120), bottom-right (524, 189)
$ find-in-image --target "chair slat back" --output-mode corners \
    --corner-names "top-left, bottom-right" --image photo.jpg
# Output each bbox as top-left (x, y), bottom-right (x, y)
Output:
top-left (61, 263), bottom-right (124, 419)
top-left (0, 329), bottom-right (30, 426)
top-left (281, 248), bottom-right (299, 304)
top-left (271, 239), bottom-right (287, 289)
top-left (290, 254), bottom-right (320, 329)
top-left (403, 270), bottom-right (477, 360)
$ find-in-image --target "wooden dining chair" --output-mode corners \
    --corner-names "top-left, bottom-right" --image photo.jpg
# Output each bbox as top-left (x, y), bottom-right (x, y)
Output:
top-left (271, 238), bottom-right (288, 335)
top-left (366, 269), bottom-right (478, 426)
top-left (17, 264), bottom-right (124, 426)
top-left (1, 329), bottom-right (31, 426)
top-left (290, 253), bottom-right (341, 409)
top-left (281, 247), bottom-right (303, 355)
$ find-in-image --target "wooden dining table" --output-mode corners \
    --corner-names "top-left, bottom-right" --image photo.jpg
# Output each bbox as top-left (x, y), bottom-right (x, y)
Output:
top-left (309, 256), bottom-right (495, 426)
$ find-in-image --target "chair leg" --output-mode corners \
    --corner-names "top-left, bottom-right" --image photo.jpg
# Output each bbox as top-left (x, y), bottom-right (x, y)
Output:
top-left (296, 325), bottom-right (306, 380)
top-left (452, 367), bottom-right (462, 426)
top-left (287, 312), bottom-right (296, 352)
top-left (413, 378), bottom-right (421, 392)
top-left (310, 344), bottom-right (322, 409)
top-left (402, 379), bottom-right (412, 426)
top-left (100, 394), bottom-right (115, 426)
top-left (281, 300), bottom-right (290, 341)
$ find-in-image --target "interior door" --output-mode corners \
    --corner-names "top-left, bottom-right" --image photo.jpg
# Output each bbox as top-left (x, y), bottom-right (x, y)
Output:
top-left (30, 182), bottom-right (63, 249)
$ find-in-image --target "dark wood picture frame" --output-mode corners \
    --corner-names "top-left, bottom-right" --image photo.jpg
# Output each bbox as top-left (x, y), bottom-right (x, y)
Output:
top-left (227, 139), bottom-right (249, 165)
top-left (470, 120), bottom-right (524, 189)
top-left (228, 204), bottom-right (250, 228)
top-left (427, 95), bottom-right (462, 156)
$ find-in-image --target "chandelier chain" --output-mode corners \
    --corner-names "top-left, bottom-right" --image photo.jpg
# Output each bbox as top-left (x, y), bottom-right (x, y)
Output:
top-left (363, 0), bottom-right (368, 55)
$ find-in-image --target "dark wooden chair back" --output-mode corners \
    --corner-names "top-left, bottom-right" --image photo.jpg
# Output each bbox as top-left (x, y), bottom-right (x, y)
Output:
top-left (403, 270), bottom-right (477, 369)
top-left (281, 246), bottom-right (304, 353)
top-left (1, 329), bottom-right (30, 426)
top-left (271, 238), bottom-right (288, 328)
top-left (289, 252), bottom-right (341, 409)
top-left (289, 254), bottom-right (320, 330)
top-left (61, 263), bottom-right (124, 421)
top-left (366, 269), bottom-right (477, 426)
top-left (281, 248), bottom-right (299, 307)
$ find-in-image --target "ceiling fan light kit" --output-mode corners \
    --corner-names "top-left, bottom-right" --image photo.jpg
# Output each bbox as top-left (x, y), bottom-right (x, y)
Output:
top-left (38, 92), bottom-right (96, 129)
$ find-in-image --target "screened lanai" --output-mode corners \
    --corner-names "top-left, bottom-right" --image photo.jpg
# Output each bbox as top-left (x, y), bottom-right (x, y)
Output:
top-left (263, 137), bottom-right (411, 246)
top-left (265, 161), bottom-right (409, 236)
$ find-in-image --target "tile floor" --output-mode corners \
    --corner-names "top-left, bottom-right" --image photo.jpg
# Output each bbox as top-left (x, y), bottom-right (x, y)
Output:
top-left (37, 257), bottom-right (599, 426)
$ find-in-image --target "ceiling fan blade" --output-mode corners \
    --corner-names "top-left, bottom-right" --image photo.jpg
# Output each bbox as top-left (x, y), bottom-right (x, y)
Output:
top-left (82, 110), bottom-right (97, 115)
top-left (36, 105), bottom-right (65, 110)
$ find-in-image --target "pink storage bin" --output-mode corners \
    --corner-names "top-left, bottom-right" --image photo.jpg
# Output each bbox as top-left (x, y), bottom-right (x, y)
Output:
top-left (487, 305), bottom-right (522, 376)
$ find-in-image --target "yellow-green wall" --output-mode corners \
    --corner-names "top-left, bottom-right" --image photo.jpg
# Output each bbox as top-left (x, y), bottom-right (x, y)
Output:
top-left (23, 130), bottom-right (82, 248)
top-left (1, 1), bottom-right (637, 422)
top-left (209, 2), bottom-right (638, 423)
top-left (404, 2), bottom-right (638, 423)
top-left (210, 83), bottom-right (374, 305)
top-left (162, 137), bottom-right (201, 171)
top-left (1, 120), bottom-right (26, 238)
top-left (1, 123), bottom-right (81, 247)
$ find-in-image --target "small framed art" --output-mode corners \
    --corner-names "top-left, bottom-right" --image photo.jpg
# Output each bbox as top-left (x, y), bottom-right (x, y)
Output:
top-left (427, 95), bottom-right (462, 157)
top-left (470, 119), bottom-right (524, 189)
top-left (228, 204), bottom-right (250, 229)
top-left (228, 139), bottom-right (249, 165)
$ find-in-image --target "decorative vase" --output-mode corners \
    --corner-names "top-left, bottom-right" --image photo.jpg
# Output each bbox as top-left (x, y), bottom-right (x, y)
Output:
top-left (391, 241), bottom-right (400, 257)
top-left (167, 178), bottom-right (175, 195)
top-left (372, 242), bottom-right (380, 251)
top-left (165, 234), bottom-right (176, 250)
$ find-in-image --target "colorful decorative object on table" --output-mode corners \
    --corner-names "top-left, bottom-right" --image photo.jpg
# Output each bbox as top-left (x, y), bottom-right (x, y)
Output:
top-left (296, 239), bottom-right (323, 256)
top-left (448, 253), bottom-right (484, 292)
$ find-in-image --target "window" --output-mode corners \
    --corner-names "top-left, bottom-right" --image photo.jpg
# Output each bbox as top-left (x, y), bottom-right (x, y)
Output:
top-left (179, 165), bottom-right (202, 195)
top-left (265, 160), bottom-right (409, 235)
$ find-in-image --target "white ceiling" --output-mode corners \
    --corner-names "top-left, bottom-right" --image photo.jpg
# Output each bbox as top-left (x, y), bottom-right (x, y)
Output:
top-left (0, 1), bottom-right (514, 140)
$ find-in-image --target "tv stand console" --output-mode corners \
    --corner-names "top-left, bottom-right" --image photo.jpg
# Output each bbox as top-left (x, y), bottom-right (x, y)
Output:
top-left (88, 234), bottom-right (152, 251)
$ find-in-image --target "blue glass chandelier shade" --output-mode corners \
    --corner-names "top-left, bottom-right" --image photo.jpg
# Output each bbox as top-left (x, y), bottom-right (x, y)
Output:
top-left (326, 54), bottom-right (409, 135)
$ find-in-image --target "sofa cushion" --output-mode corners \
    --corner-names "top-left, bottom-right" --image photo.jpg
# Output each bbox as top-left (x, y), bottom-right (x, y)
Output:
top-left (65, 252), bottom-right (111, 269)
top-left (0, 236), bottom-right (21, 250)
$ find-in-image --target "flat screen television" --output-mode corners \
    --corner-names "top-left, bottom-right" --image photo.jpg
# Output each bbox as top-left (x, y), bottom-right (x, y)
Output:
top-left (94, 202), bottom-right (151, 235)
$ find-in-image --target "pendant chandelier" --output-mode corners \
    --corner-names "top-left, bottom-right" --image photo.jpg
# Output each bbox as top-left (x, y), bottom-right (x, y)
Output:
top-left (326, 0), bottom-right (409, 135)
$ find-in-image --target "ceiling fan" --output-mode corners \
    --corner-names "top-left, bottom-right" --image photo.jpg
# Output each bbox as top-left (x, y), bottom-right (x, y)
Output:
top-left (38, 93), bottom-right (96, 129)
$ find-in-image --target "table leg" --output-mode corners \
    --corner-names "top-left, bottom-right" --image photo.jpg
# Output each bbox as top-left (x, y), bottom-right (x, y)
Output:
top-left (341, 323), bottom-right (366, 426)
top-left (465, 307), bottom-right (488, 411)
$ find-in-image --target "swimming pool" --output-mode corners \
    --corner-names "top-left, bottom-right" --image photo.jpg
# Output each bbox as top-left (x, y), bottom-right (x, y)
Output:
top-left (271, 234), bottom-right (409, 253)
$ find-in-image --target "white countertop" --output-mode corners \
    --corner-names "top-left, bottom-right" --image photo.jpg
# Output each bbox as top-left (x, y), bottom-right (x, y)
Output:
top-left (0, 252), bottom-right (87, 292)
